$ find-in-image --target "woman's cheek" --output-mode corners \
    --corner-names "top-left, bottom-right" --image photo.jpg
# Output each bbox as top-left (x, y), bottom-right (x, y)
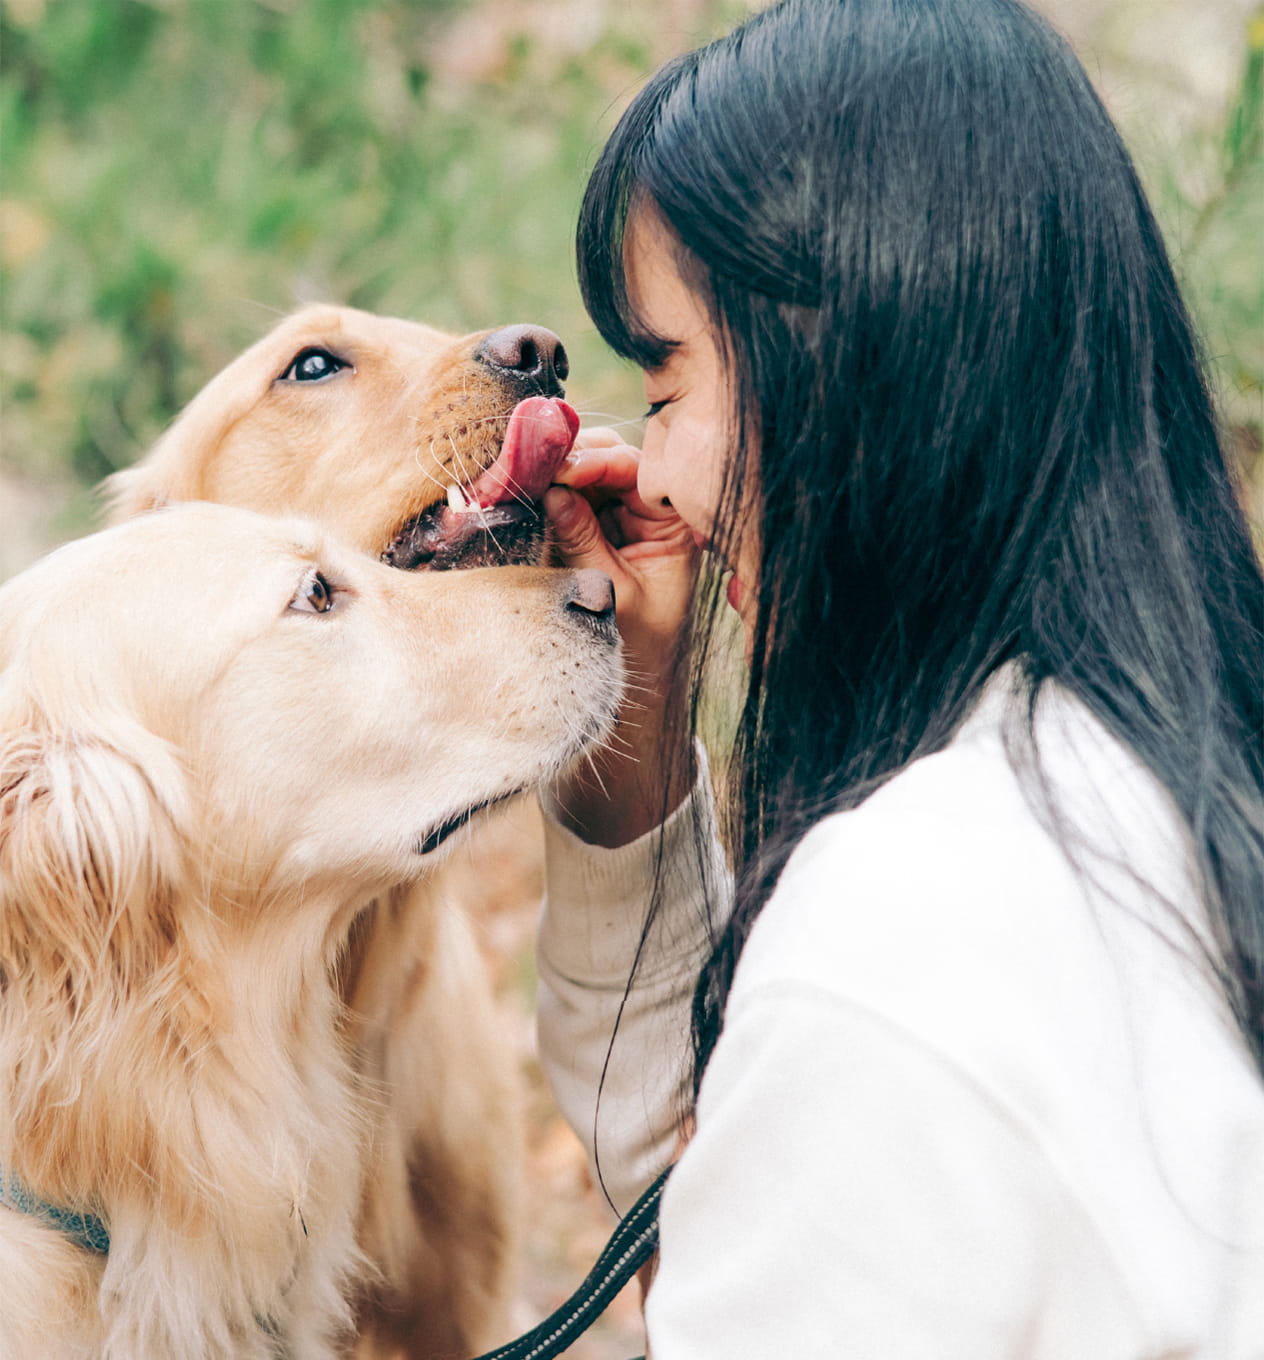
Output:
top-left (675, 417), bottom-right (729, 520)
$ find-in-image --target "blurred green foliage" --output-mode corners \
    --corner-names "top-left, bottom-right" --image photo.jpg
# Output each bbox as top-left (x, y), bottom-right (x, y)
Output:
top-left (1, 0), bottom-right (731, 528)
top-left (1142, 6), bottom-right (1264, 483)
top-left (1, 0), bottom-right (1260, 543)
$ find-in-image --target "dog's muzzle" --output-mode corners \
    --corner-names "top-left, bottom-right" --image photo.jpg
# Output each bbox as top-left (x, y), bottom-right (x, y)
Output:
top-left (382, 394), bottom-right (579, 571)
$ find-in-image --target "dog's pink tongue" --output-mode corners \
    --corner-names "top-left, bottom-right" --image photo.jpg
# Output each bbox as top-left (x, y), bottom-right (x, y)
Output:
top-left (467, 397), bottom-right (579, 507)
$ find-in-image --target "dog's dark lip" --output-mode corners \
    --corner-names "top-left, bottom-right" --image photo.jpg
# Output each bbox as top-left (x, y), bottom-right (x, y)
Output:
top-left (382, 396), bottom-right (576, 571)
top-left (415, 789), bottom-right (524, 855)
top-left (381, 499), bottom-right (548, 572)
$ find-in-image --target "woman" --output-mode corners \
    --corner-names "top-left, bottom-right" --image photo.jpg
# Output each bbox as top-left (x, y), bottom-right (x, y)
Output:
top-left (538, 0), bottom-right (1264, 1352)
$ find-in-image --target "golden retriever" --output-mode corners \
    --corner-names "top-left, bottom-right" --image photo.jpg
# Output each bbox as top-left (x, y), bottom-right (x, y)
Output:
top-left (0, 502), bottom-right (622, 1359)
top-left (105, 305), bottom-right (583, 1356)
top-left (107, 306), bottom-right (579, 573)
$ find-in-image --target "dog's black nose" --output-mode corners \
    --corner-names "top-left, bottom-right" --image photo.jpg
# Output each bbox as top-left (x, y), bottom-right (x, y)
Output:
top-left (563, 569), bottom-right (617, 641)
top-left (476, 324), bottom-right (569, 394)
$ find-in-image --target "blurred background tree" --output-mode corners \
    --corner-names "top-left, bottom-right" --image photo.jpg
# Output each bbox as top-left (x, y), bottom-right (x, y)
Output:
top-left (1, 0), bottom-right (1260, 576)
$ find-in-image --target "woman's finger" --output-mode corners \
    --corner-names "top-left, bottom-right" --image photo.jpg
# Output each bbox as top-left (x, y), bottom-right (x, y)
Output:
top-left (556, 442), bottom-right (641, 495)
top-left (543, 486), bottom-right (630, 580)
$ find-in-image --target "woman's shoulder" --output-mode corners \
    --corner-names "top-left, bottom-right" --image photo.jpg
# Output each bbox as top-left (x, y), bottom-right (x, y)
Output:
top-left (740, 670), bottom-right (1196, 987)
top-left (728, 670), bottom-right (1218, 1085)
top-left (720, 674), bottom-right (1264, 1297)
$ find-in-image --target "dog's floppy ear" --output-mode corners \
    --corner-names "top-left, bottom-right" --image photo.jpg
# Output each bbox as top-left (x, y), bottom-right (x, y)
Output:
top-left (102, 328), bottom-right (283, 521)
top-left (0, 701), bottom-right (191, 988)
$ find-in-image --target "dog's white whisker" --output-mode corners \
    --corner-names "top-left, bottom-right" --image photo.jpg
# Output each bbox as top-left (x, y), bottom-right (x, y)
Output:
top-left (569, 410), bottom-right (645, 430)
top-left (487, 468), bottom-right (536, 511)
top-left (479, 516), bottom-right (507, 556)
top-left (581, 751), bottom-right (613, 801)
top-left (447, 431), bottom-right (478, 491)
top-left (462, 411), bottom-right (517, 427)
top-left (421, 436), bottom-right (450, 480)
top-left (242, 298), bottom-right (292, 322)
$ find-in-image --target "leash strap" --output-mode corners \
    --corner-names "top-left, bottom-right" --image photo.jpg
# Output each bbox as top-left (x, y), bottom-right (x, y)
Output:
top-left (469, 1165), bottom-right (670, 1360)
top-left (0, 1160), bottom-right (668, 1349)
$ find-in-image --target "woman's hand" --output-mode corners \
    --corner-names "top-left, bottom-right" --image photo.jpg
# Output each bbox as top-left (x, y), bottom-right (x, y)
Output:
top-left (545, 425), bottom-right (699, 846)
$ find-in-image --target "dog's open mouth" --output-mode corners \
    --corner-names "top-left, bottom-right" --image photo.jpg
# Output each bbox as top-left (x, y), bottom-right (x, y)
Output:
top-left (382, 396), bottom-right (580, 571)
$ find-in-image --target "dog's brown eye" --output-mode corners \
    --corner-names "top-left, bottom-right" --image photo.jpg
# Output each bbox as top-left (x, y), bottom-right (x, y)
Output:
top-left (290, 570), bottom-right (335, 614)
top-left (281, 348), bottom-right (348, 383)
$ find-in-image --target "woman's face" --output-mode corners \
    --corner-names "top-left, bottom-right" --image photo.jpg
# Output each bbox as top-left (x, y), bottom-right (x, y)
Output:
top-left (624, 209), bottom-right (755, 618)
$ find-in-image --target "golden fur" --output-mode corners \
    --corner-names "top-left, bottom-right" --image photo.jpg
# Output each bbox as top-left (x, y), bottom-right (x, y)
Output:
top-left (104, 305), bottom-right (575, 1356)
top-left (0, 504), bottom-right (622, 1358)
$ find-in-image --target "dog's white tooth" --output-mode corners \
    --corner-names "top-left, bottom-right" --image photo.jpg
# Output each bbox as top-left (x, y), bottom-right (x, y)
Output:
top-left (446, 482), bottom-right (466, 512)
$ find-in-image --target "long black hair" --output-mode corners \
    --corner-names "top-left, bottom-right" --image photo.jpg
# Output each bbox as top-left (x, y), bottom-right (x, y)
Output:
top-left (578, 0), bottom-right (1264, 1090)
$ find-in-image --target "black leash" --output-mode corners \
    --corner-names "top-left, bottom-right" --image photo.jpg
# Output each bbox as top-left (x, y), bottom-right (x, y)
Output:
top-left (469, 1166), bottom-right (670, 1360)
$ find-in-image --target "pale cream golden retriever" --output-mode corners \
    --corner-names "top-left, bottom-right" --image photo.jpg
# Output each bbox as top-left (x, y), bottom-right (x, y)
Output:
top-left (104, 305), bottom-right (584, 1356)
top-left (0, 503), bottom-right (622, 1359)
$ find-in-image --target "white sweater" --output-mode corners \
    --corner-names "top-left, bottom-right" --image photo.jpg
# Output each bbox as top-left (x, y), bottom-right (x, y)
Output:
top-left (537, 671), bottom-right (1264, 1357)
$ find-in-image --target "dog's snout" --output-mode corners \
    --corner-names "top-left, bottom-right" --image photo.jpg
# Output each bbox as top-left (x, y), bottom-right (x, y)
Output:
top-left (563, 569), bottom-right (617, 642)
top-left (476, 324), bottom-right (569, 394)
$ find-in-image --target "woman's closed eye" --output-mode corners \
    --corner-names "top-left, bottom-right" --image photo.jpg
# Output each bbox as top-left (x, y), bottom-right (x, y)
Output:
top-left (643, 398), bottom-right (672, 420)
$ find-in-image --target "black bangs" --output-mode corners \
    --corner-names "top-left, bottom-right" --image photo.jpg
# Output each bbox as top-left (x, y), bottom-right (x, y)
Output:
top-left (577, 54), bottom-right (700, 370)
top-left (576, 0), bottom-right (1264, 1102)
